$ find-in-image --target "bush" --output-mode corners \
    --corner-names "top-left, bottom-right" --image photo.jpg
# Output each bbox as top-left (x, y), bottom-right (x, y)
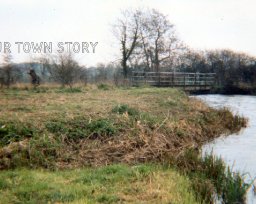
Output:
top-left (0, 122), bottom-right (35, 147)
top-left (86, 119), bottom-right (116, 138)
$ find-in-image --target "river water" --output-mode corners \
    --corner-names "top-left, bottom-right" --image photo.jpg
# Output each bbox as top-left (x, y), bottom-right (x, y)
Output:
top-left (194, 94), bottom-right (256, 204)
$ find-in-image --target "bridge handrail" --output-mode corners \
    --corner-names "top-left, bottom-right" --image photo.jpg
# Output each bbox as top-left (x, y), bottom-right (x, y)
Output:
top-left (131, 71), bottom-right (216, 89)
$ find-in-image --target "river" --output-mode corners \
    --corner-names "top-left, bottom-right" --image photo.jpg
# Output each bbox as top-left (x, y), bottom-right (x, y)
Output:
top-left (194, 94), bottom-right (256, 204)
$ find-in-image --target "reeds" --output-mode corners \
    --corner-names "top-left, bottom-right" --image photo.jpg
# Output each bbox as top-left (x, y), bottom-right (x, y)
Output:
top-left (175, 150), bottom-right (250, 204)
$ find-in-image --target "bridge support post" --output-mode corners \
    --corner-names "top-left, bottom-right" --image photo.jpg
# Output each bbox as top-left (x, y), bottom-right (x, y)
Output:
top-left (172, 72), bottom-right (174, 87)
top-left (184, 74), bottom-right (186, 90)
top-left (194, 73), bottom-right (196, 91)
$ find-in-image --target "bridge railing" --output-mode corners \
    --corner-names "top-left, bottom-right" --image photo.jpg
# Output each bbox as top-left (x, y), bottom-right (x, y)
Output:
top-left (131, 72), bottom-right (216, 88)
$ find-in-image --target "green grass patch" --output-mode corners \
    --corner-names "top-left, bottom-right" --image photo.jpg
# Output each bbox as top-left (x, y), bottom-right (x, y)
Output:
top-left (28, 135), bottom-right (62, 169)
top-left (0, 122), bottom-right (35, 147)
top-left (97, 83), bottom-right (111, 90)
top-left (86, 119), bottom-right (117, 138)
top-left (46, 117), bottom-right (117, 140)
top-left (0, 164), bottom-right (199, 204)
top-left (55, 87), bottom-right (82, 93)
top-left (112, 104), bottom-right (139, 116)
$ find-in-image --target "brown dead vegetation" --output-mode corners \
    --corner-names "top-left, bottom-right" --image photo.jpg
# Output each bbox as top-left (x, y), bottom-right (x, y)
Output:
top-left (0, 87), bottom-right (247, 169)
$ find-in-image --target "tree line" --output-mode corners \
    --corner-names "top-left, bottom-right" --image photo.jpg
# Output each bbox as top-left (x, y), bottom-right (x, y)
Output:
top-left (179, 49), bottom-right (256, 92)
top-left (0, 8), bottom-right (256, 92)
top-left (0, 52), bottom-right (124, 88)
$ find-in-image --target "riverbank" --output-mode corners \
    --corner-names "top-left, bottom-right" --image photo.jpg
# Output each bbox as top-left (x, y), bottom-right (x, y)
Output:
top-left (0, 85), bottom-right (249, 203)
top-left (187, 87), bottom-right (256, 95)
top-left (212, 84), bottom-right (256, 95)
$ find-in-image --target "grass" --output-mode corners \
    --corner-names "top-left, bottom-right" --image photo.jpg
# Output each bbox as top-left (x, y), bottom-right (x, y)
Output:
top-left (0, 164), bottom-right (199, 204)
top-left (112, 104), bottom-right (139, 116)
top-left (55, 87), bottom-right (83, 93)
top-left (45, 117), bottom-right (117, 140)
top-left (0, 85), bottom-right (249, 203)
top-left (0, 121), bottom-right (35, 147)
top-left (97, 83), bottom-right (113, 90)
top-left (175, 150), bottom-right (250, 203)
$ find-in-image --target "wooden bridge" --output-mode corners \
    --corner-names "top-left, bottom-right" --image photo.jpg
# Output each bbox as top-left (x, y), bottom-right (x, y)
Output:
top-left (131, 72), bottom-right (216, 91)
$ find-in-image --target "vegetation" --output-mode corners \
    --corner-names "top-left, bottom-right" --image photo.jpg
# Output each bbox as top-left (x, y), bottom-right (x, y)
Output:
top-left (0, 8), bottom-right (255, 94)
top-left (97, 83), bottom-right (112, 90)
top-left (0, 86), bottom-right (249, 203)
top-left (112, 104), bottom-right (139, 116)
top-left (0, 164), bottom-right (199, 204)
top-left (40, 53), bottom-right (87, 88)
top-left (111, 8), bottom-right (256, 93)
top-left (179, 49), bottom-right (256, 94)
top-left (175, 150), bottom-right (250, 203)
top-left (0, 53), bottom-right (22, 88)
top-left (0, 121), bottom-right (35, 147)
top-left (0, 5), bottom-right (254, 203)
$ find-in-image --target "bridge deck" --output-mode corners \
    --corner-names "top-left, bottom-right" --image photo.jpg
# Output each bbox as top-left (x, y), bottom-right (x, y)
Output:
top-left (131, 72), bottom-right (216, 90)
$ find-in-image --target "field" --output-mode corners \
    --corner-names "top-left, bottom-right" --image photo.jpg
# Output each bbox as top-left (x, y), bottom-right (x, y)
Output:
top-left (0, 85), bottom-right (249, 203)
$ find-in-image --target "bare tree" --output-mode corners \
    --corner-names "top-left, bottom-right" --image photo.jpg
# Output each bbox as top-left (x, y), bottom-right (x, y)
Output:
top-left (179, 49), bottom-right (208, 72)
top-left (113, 9), bottom-right (182, 74)
top-left (44, 53), bottom-right (83, 88)
top-left (138, 9), bottom-right (182, 72)
top-left (113, 9), bottom-right (140, 78)
top-left (0, 53), bottom-right (14, 88)
top-left (95, 63), bottom-right (108, 82)
top-left (79, 66), bottom-right (88, 85)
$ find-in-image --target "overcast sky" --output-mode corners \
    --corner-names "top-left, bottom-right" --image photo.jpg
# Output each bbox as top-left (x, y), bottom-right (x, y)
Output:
top-left (0, 0), bottom-right (255, 66)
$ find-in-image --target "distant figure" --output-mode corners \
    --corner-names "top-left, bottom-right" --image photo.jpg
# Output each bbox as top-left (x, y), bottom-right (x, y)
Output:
top-left (28, 69), bottom-right (40, 87)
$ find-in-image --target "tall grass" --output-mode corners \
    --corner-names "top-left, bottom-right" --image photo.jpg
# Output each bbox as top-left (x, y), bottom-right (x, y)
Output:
top-left (175, 150), bottom-right (250, 204)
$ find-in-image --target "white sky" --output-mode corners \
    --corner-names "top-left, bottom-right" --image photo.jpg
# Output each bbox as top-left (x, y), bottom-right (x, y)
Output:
top-left (0, 0), bottom-right (255, 66)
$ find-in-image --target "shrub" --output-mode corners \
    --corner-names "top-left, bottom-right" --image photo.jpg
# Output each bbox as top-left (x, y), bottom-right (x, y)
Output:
top-left (86, 119), bottom-right (116, 139)
top-left (0, 122), bottom-right (35, 147)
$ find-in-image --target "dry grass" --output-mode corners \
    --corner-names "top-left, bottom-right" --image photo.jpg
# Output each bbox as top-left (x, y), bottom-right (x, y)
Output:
top-left (0, 85), bottom-right (249, 203)
top-left (0, 86), bottom-right (205, 130)
top-left (0, 86), bottom-right (247, 169)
